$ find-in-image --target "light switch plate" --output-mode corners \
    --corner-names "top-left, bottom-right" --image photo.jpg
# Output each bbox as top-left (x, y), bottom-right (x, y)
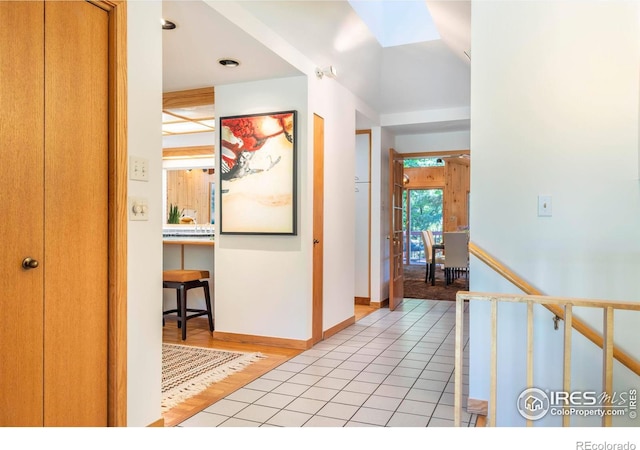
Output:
top-left (538, 195), bottom-right (552, 217)
top-left (129, 156), bottom-right (149, 181)
top-left (129, 197), bottom-right (149, 221)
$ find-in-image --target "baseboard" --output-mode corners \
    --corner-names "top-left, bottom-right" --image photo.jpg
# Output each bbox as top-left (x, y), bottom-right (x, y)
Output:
top-left (324, 315), bottom-right (356, 339)
top-left (371, 297), bottom-right (389, 309)
top-left (354, 296), bottom-right (370, 305)
top-left (147, 417), bottom-right (165, 427)
top-left (213, 331), bottom-right (312, 350)
top-left (467, 398), bottom-right (488, 416)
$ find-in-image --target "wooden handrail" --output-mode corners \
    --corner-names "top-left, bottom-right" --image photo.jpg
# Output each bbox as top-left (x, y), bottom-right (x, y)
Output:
top-left (454, 291), bottom-right (639, 427)
top-left (469, 241), bottom-right (640, 377)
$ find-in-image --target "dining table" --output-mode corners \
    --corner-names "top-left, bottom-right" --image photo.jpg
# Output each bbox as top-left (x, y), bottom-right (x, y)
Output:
top-left (430, 243), bottom-right (444, 286)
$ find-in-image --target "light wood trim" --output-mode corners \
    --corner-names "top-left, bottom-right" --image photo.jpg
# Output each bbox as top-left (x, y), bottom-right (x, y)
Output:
top-left (466, 398), bottom-right (488, 416)
top-left (147, 418), bottom-right (165, 427)
top-left (163, 87), bottom-right (214, 109)
top-left (469, 241), bottom-right (640, 377)
top-left (400, 149), bottom-right (470, 159)
top-left (388, 148), bottom-right (404, 310)
top-left (212, 331), bottom-right (312, 350)
top-left (489, 299), bottom-right (497, 427)
top-left (163, 145), bottom-right (214, 159)
top-left (459, 291), bottom-right (640, 311)
top-left (163, 146), bottom-right (214, 159)
top-left (603, 306), bottom-right (614, 427)
top-left (100, 0), bottom-right (128, 427)
top-left (563, 304), bottom-right (573, 427)
top-left (370, 299), bottom-right (389, 309)
top-left (354, 297), bottom-right (370, 305)
top-left (323, 315), bottom-right (356, 340)
top-left (454, 296), bottom-right (464, 426)
top-left (526, 300), bottom-right (533, 427)
top-left (312, 114), bottom-right (324, 344)
top-left (469, 241), bottom-right (541, 295)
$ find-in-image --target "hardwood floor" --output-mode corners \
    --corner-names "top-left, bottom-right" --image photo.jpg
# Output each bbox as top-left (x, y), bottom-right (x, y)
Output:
top-left (161, 303), bottom-right (379, 427)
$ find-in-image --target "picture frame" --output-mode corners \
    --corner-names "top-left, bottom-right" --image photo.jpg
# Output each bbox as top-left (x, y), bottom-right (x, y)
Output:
top-left (219, 110), bottom-right (297, 235)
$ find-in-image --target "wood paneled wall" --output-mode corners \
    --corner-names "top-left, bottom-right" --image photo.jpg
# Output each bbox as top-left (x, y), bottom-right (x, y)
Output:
top-left (404, 166), bottom-right (444, 188)
top-left (403, 159), bottom-right (470, 232)
top-left (443, 158), bottom-right (470, 232)
top-left (166, 169), bottom-right (215, 224)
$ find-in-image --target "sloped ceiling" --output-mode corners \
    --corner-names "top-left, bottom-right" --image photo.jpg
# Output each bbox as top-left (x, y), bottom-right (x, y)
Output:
top-left (162, 0), bottom-right (471, 135)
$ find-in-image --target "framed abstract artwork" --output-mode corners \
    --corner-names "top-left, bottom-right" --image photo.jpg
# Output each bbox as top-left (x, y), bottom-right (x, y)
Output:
top-left (219, 110), bottom-right (297, 235)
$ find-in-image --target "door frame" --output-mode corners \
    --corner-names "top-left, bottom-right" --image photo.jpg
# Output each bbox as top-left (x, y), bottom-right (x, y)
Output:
top-left (96, 0), bottom-right (128, 427)
top-left (312, 114), bottom-right (324, 344)
top-left (388, 148), bottom-right (404, 311)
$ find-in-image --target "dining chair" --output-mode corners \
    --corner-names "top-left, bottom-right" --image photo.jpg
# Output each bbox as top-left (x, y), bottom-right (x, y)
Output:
top-left (422, 230), bottom-right (445, 283)
top-left (426, 230), bottom-right (437, 246)
top-left (443, 231), bottom-right (469, 287)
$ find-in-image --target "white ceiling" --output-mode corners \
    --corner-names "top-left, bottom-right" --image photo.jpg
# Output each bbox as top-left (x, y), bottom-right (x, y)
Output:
top-left (162, 0), bottom-right (471, 136)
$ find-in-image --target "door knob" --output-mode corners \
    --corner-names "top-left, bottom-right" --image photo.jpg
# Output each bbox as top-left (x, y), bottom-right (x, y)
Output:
top-left (313, 239), bottom-right (320, 244)
top-left (22, 257), bottom-right (39, 269)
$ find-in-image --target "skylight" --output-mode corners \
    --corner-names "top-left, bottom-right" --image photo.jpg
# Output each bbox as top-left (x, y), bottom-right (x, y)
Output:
top-left (348, 0), bottom-right (440, 48)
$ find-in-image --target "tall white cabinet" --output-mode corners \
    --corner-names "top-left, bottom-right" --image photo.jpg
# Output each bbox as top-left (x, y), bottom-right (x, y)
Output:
top-left (354, 131), bottom-right (371, 302)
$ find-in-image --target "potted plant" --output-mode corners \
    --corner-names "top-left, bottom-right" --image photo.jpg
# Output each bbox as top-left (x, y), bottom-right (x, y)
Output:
top-left (168, 203), bottom-right (182, 224)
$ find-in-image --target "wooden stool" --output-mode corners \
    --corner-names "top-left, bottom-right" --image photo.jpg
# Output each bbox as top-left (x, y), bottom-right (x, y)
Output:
top-left (162, 269), bottom-right (214, 341)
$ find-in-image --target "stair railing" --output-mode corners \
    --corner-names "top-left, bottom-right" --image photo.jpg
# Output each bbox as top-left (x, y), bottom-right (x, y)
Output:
top-left (453, 242), bottom-right (640, 427)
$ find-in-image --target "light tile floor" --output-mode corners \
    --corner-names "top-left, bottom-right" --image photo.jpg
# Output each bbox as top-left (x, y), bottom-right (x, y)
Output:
top-left (179, 299), bottom-right (474, 428)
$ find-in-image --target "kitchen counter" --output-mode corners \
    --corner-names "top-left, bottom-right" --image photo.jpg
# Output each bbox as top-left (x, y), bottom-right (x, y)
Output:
top-left (163, 234), bottom-right (215, 312)
top-left (163, 236), bottom-right (214, 246)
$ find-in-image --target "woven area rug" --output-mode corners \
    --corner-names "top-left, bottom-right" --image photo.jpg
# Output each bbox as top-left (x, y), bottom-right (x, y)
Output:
top-left (403, 264), bottom-right (468, 301)
top-left (162, 343), bottom-right (264, 412)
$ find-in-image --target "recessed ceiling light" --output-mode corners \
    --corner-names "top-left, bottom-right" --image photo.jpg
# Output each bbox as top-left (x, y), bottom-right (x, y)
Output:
top-left (218, 58), bottom-right (240, 68)
top-left (162, 19), bottom-right (176, 30)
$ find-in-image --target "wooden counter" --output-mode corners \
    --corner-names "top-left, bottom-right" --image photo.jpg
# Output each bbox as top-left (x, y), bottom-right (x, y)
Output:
top-left (163, 238), bottom-right (214, 246)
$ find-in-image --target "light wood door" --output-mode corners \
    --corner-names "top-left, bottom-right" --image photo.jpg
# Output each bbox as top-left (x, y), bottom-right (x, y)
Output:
top-left (312, 114), bottom-right (324, 344)
top-left (0, 1), bottom-right (109, 426)
top-left (0, 1), bottom-right (46, 426)
top-left (388, 148), bottom-right (404, 311)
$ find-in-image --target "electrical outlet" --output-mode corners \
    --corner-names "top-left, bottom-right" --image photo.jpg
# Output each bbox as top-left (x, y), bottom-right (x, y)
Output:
top-left (129, 197), bottom-right (149, 221)
top-left (129, 156), bottom-right (149, 181)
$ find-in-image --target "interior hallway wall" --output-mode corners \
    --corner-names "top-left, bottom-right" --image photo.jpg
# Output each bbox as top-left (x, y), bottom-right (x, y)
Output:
top-left (469, 0), bottom-right (640, 426)
top-left (126, 0), bottom-right (164, 427)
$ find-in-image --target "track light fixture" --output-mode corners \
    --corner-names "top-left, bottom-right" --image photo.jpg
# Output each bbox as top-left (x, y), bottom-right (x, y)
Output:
top-left (315, 65), bottom-right (337, 79)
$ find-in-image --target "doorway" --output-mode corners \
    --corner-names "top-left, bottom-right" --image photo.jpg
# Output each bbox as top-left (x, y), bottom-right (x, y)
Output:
top-left (404, 188), bottom-right (443, 265)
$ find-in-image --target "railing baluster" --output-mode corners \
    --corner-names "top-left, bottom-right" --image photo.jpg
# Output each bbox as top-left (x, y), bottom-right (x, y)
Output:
top-left (603, 306), bottom-right (614, 427)
top-left (490, 298), bottom-right (497, 427)
top-left (454, 289), bottom-right (640, 427)
top-left (563, 304), bottom-right (573, 427)
top-left (454, 294), bottom-right (465, 427)
top-left (526, 300), bottom-right (534, 427)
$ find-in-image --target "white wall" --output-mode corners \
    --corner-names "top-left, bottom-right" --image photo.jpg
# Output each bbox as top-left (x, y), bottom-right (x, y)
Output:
top-left (214, 77), bottom-right (313, 340)
top-left (214, 75), bottom-right (359, 340)
top-left (312, 78), bottom-right (359, 329)
top-left (394, 130), bottom-right (470, 153)
top-left (470, 0), bottom-right (640, 426)
top-left (126, 0), bottom-right (164, 427)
